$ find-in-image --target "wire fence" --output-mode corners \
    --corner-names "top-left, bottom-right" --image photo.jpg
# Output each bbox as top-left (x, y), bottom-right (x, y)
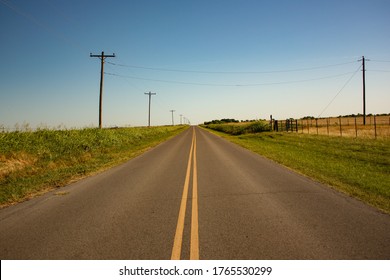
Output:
top-left (271, 115), bottom-right (390, 139)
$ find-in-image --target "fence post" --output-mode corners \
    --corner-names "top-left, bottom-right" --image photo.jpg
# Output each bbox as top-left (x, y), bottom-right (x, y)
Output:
top-left (339, 116), bottom-right (342, 137)
top-left (315, 119), bottom-right (318, 135)
top-left (307, 119), bottom-right (309, 134)
top-left (354, 116), bottom-right (358, 138)
top-left (327, 118), bottom-right (329, 136)
top-left (296, 120), bottom-right (298, 132)
top-left (374, 114), bottom-right (377, 139)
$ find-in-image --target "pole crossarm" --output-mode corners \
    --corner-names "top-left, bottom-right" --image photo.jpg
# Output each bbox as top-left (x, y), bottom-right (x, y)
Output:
top-left (90, 52), bottom-right (116, 58)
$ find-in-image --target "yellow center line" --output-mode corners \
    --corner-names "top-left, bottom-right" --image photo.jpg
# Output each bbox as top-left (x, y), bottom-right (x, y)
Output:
top-left (190, 132), bottom-right (199, 260)
top-left (171, 128), bottom-right (195, 260)
top-left (171, 127), bottom-right (199, 260)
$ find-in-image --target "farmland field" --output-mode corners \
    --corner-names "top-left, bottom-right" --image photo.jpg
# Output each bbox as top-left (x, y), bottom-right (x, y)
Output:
top-left (0, 125), bottom-right (188, 207)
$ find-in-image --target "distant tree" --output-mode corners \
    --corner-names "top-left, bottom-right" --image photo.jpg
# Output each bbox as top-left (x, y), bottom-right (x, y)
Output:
top-left (204, 118), bottom-right (240, 125)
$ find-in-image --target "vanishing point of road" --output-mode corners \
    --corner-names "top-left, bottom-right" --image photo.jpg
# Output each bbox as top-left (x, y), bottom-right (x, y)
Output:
top-left (1, 126), bottom-right (389, 259)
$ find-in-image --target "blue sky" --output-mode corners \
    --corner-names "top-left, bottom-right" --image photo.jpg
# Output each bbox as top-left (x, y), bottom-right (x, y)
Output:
top-left (1, 0), bottom-right (389, 128)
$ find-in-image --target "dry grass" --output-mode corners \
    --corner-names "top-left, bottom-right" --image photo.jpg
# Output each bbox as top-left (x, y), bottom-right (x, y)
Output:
top-left (0, 152), bottom-right (37, 179)
top-left (295, 115), bottom-right (389, 138)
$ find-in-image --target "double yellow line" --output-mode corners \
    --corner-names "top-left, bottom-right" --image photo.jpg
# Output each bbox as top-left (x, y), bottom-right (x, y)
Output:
top-left (171, 128), bottom-right (199, 260)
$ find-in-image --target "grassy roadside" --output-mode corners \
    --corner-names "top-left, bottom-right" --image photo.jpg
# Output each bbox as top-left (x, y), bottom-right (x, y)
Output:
top-left (201, 126), bottom-right (390, 214)
top-left (0, 126), bottom-right (188, 207)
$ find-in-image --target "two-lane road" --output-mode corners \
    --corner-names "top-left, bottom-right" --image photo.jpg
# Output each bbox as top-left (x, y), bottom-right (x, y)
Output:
top-left (1, 126), bottom-right (389, 259)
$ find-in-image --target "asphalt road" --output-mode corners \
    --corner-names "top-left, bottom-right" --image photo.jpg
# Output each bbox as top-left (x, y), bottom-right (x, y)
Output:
top-left (1, 126), bottom-right (389, 259)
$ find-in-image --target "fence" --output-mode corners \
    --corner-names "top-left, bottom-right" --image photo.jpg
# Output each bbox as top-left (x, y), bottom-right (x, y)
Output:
top-left (271, 115), bottom-right (390, 139)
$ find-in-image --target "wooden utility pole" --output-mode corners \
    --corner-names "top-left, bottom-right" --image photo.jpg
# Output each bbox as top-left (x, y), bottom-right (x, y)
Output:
top-left (170, 110), bottom-right (176, 126)
top-left (90, 51), bottom-right (115, 128)
top-left (144, 91), bottom-right (156, 127)
top-left (358, 56), bottom-right (368, 125)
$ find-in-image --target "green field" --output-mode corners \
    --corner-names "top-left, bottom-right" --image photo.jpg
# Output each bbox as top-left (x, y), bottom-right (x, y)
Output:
top-left (202, 124), bottom-right (390, 213)
top-left (0, 126), bottom-right (188, 207)
top-left (204, 121), bottom-right (270, 135)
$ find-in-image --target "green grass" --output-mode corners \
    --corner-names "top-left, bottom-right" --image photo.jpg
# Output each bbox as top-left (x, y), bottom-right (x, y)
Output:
top-left (0, 126), bottom-right (188, 207)
top-left (202, 127), bottom-right (390, 213)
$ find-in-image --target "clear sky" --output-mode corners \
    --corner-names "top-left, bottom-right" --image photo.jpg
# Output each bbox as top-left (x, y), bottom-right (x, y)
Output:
top-left (1, 0), bottom-right (389, 129)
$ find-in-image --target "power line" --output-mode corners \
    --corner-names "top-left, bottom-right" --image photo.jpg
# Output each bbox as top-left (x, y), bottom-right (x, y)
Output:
top-left (105, 61), bottom-right (356, 74)
top-left (370, 59), bottom-right (390, 63)
top-left (369, 70), bottom-right (390, 73)
top-left (105, 62), bottom-right (145, 92)
top-left (104, 71), bottom-right (356, 87)
top-left (317, 65), bottom-right (362, 118)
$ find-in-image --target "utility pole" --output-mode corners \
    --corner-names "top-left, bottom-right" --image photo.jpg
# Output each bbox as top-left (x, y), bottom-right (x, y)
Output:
top-left (358, 56), bottom-right (369, 125)
top-left (170, 110), bottom-right (176, 126)
top-left (90, 51), bottom-right (115, 128)
top-left (144, 91), bottom-right (156, 127)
